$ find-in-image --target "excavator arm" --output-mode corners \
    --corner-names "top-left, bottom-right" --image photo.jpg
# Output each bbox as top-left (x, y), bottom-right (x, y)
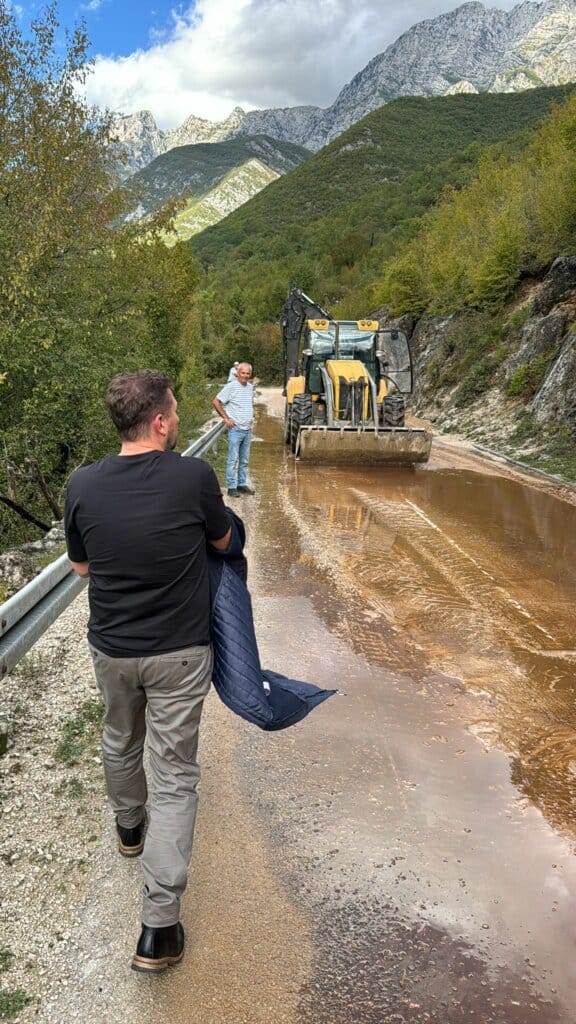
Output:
top-left (281, 286), bottom-right (332, 392)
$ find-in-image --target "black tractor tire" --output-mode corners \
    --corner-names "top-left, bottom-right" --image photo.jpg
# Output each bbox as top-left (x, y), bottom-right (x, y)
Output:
top-left (291, 393), bottom-right (313, 453)
top-left (283, 403), bottom-right (292, 444)
top-left (383, 394), bottom-right (405, 428)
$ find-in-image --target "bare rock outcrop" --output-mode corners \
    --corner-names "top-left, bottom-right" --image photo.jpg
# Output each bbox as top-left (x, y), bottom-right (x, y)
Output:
top-left (530, 256), bottom-right (576, 315)
top-left (381, 258), bottom-right (576, 451)
top-left (0, 550), bottom-right (35, 600)
top-left (505, 311), bottom-right (569, 379)
top-left (532, 332), bottom-right (576, 429)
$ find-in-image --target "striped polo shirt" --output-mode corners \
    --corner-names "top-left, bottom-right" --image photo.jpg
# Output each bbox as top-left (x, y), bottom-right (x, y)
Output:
top-left (216, 380), bottom-right (254, 429)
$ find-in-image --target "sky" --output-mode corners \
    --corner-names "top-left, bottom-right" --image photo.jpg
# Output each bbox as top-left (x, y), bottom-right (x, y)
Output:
top-left (20, 0), bottom-right (522, 128)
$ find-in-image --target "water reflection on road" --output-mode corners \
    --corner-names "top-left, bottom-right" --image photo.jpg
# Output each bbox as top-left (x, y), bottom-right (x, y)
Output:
top-left (283, 458), bottom-right (576, 838)
top-left (243, 401), bottom-right (576, 1023)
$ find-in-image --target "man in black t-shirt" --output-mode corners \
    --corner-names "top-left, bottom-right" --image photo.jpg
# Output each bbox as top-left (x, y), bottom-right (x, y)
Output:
top-left (65, 370), bottom-right (230, 974)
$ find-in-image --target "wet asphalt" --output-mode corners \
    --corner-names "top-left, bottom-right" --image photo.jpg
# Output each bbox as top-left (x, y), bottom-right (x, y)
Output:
top-left (225, 396), bottom-right (576, 1024)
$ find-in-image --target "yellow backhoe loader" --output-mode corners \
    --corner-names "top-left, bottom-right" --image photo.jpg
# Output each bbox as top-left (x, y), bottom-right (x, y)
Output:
top-left (281, 287), bottom-right (432, 465)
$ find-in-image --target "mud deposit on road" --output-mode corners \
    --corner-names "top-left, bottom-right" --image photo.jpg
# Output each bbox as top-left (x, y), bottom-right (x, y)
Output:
top-left (242, 392), bottom-right (576, 1022)
top-left (298, 904), bottom-right (560, 1024)
top-left (149, 701), bottom-right (312, 1024)
top-left (255, 394), bottom-right (576, 840)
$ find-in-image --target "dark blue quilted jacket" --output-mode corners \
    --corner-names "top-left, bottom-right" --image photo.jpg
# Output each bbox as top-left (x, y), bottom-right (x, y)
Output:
top-left (207, 509), bottom-right (336, 730)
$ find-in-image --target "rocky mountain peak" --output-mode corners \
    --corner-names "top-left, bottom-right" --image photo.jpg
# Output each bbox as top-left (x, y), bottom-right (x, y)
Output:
top-left (114, 0), bottom-right (576, 172)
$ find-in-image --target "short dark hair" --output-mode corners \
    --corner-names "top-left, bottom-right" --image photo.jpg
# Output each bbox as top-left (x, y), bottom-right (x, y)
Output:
top-left (105, 370), bottom-right (174, 441)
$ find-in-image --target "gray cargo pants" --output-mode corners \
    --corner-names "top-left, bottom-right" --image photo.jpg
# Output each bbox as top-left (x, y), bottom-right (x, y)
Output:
top-left (89, 642), bottom-right (213, 928)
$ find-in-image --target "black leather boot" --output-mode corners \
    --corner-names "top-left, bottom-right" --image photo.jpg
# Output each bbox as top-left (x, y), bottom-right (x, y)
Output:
top-left (132, 922), bottom-right (185, 973)
top-left (116, 815), bottom-right (146, 857)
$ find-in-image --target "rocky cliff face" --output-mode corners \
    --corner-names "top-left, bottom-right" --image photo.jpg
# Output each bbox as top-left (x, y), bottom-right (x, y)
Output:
top-left (113, 0), bottom-right (576, 172)
top-left (491, 3), bottom-right (576, 92)
top-left (113, 110), bottom-right (165, 178)
top-left (398, 257), bottom-right (576, 463)
top-left (113, 107), bottom-right (251, 177)
top-left (319, 1), bottom-right (545, 143)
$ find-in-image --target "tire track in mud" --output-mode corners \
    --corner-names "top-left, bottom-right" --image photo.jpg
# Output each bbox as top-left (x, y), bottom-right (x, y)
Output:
top-left (278, 470), bottom-right (576, 836)
top-left (348, 488), bottom-right (557, 662)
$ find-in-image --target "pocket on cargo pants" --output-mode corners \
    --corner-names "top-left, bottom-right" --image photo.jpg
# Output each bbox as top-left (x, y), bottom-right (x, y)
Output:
top-left (142, 645), bottom-right (213, 767)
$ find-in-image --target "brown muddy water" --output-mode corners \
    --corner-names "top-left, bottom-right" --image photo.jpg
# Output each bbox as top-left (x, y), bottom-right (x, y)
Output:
top-left (237, 397), bottom-right (576, 1023)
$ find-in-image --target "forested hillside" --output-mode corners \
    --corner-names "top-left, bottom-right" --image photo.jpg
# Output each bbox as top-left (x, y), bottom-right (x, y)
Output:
top-left (192, 88), bottom-right (574, 267)
top-left (126, 134), bottom-right (310, 219)
top-left (187, 86), bottom-right (574, 375)
top-left (0, 4), bottom-right (208, 554)
top-left (379, 90), bottom-right (576, 478)
top-left (381, 95), bottom-right (576, 314)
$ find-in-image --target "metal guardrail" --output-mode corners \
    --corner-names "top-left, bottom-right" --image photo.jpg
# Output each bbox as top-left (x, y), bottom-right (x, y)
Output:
top-left (181, 418), bottom-right (224, 458)
top-left (472, 443), bottom-right (576, 488)
top-left (0, 420), bottom-right (226, 678)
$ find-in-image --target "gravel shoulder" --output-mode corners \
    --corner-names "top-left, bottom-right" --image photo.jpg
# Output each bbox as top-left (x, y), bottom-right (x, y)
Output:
top-left (1, 485), bottom-right (311, 1023)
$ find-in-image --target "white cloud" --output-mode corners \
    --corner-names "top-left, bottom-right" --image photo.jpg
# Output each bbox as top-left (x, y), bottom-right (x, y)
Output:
top-left (7, 0), bottom-right (25, 16)
top-left (84, 0), bottom-right (520, 128)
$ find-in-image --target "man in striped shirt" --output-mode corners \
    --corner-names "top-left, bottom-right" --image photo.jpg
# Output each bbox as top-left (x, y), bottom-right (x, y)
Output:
top-left (212, 362), bottom-right (256, 497)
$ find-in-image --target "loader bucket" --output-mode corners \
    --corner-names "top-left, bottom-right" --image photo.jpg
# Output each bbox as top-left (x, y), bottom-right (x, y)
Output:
top-left (296, 426), bottom-right (432, 465)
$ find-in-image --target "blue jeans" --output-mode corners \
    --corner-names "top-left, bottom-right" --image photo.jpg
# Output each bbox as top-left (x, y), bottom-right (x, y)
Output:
top-left (226, 427), bottom-right (252, 489)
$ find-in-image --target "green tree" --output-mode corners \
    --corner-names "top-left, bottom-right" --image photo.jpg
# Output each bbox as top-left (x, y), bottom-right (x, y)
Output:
top-left (0, 3), bottom-right (199, 549)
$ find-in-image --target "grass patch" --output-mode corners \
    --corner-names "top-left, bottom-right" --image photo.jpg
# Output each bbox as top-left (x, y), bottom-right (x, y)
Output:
top-left (506, 351), bottom-right (555, 399)
top-left (55, 699), bottom-right (103, 766)
top-left (455, 348), bottom-right (507, 407)
top-left (0, 951), bottom-right (13, 974)
top-left (0, 988), bottom-right (32, 1019)
top-left (505, 414), bottom-right (576, 481)
top-left (520, 432), bottom-right (576, 481)
top-left (30, 544), bottom-right (67, 573)
top-left (509, 410), bottom-right (537, 444)
top-left (506, 303), bottom-right (532, 330)
top-left (11, 653), bottom-right (47, 686)
top-left (54, 777), bottom-right (85, 799)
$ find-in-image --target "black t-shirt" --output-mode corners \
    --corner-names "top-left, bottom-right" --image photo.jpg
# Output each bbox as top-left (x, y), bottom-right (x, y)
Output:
top-left (65, 450), bottom-right (230, 657)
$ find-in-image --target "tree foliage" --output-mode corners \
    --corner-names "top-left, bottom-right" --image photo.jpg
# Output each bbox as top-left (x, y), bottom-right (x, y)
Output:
top-left (0, 2), bottom-right (202, 549)
top-left (380, 94), bottom-right (576, 315)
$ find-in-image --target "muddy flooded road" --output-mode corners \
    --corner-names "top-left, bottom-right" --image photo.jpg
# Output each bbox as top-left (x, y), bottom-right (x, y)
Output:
top-left (237, 394), bottom-right (576, 1023)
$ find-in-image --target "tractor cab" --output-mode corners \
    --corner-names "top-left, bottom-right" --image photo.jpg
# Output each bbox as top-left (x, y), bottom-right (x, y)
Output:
top-left (302, 321), bottom-right (379, 397)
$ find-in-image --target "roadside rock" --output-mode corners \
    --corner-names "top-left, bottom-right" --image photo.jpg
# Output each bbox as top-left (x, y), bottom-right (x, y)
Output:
top-left (532, 331), bottom-right (576, 431)
top-left (21, 522), bottom-right (66, 554)
top-left (410, 315), bottom-right (456, 412)
top-left (0, 522), bottom-right (66, 601)
top-left (530, 256), bottom-right (576, 316)
top-left (505, 311), bottom-right (568, 378)
top-left (0, 549), bottom-right (36, 598)
top-left (400, 260), bottom-right (576, 458)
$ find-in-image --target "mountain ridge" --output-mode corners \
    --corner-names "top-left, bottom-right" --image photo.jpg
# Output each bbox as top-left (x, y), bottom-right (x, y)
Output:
top-left (113, 0), bottom-right (576, 174)
top-left (191, 86), bottom-right (574, 267)
top-left (124, 133), bottom-right (309, 222)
